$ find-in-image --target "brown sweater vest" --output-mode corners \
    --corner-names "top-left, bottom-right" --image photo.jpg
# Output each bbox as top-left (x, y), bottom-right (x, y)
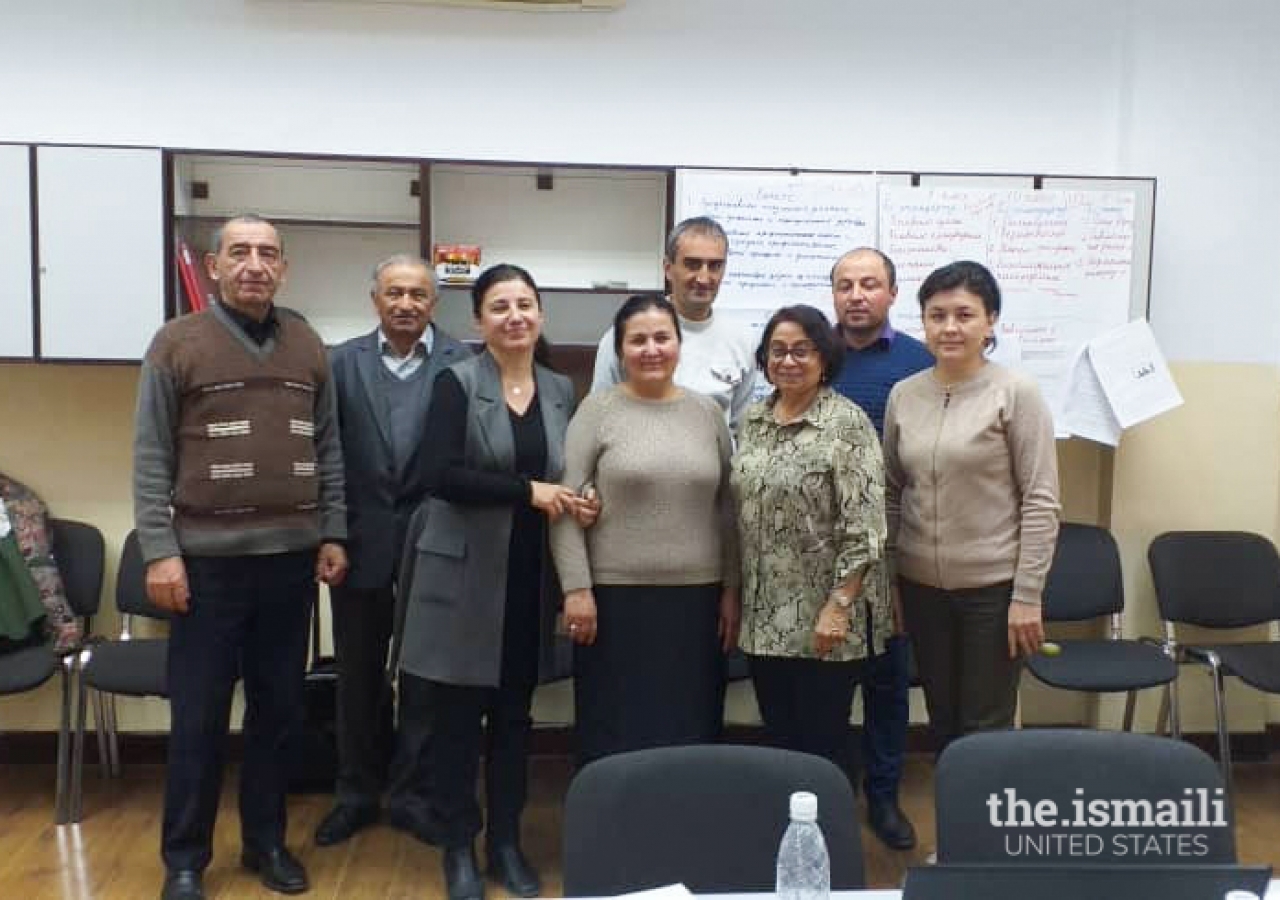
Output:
top-left (148, 310), bottom-right (330, 539)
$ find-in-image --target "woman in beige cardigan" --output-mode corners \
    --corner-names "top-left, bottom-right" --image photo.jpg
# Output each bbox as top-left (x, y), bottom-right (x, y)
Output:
top-left (883, 260), bottom-right (1060, 751)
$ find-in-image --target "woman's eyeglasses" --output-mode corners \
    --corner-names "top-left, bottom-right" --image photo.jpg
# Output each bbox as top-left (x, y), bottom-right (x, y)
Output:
top-left (768, 343), bottom-right (817, 362)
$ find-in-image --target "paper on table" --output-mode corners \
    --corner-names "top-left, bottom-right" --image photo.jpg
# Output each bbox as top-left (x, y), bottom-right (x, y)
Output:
top-left (1086, 319), bottom-right (1183, 428)
top-left (1058, 343), bottom-right (1123, 446)
top-left (616, 885), bottom-right (694, 900)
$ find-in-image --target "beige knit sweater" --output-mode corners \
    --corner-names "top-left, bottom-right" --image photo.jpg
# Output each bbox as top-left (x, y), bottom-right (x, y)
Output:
top-left (883, 362), bottom-right (1060, 603)
top-left (550, 386), bottom-right (738, 593)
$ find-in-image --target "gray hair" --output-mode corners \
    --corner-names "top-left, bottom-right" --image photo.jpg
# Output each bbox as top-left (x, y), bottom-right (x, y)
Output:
top-left (210, 213), bottom-right (281, 256)
top-left (664, 216), bottom-right (729, 263)
top-left (370, 253), bottom-right (438, 293)
top-left (830, 247), bottom-right (896, 289)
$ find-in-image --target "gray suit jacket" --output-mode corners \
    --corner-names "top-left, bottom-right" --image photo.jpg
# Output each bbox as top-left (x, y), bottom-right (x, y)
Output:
top-left (396, 351), bottom-right (575, 687)
top-left (330, 326), bottom-right (469, 590)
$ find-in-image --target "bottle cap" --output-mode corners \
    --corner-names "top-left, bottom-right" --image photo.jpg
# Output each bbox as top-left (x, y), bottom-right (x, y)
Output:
top-left (790, 791), bottom-right (818, 822)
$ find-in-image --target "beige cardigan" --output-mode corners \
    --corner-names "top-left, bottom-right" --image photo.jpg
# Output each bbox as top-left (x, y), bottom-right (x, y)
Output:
top-left (883, 362), bottom-right (1060, 604)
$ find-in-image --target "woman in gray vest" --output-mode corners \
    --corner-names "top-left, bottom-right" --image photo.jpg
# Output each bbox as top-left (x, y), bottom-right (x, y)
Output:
top-left (395, 264), bottom-right (585, 900)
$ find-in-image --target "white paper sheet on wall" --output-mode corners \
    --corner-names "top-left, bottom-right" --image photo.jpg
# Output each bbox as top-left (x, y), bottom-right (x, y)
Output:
top-left (674, 169), bottom-right (879, 329)
top-left (1057, 318), bottom-right (1182, 445)
top-left (1086, 318), bottom-right (1183, 427)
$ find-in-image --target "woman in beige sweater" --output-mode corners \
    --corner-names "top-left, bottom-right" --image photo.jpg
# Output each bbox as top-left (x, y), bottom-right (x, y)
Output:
top-left (883, 260), bottom-right (1060, 750)
top-left (551, 294), bottom-right (739, 765)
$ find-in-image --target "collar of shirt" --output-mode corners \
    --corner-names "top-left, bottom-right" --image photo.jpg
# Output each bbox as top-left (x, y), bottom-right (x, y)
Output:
top-left (836, 321), bottom-right (895, 352)
top-left (748, 386), bottom-right (837, 430)
top-left (378, 325), bottom-right (432, 378)
top-left (220, 301), bottom-right (279, 346)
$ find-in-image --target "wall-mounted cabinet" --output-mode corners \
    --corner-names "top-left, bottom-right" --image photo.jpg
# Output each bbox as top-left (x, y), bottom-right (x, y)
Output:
top-left (173, 155), bottom-right (423, 346)
top-left (169, 152), bottom-right (670, 347)
top-left (0, 144), bottom-right (163, 362)
top-left (37, 146), bottom-right (165, 361)
top-left (0, 145), bottom-right (34, 359)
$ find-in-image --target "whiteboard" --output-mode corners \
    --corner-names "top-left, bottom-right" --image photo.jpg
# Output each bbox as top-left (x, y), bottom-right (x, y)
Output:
top-left (674, 169), bottom-right (879, 334)
top-left (879, 184), bottom-right (1137, 406)
top-left (674, 168), bottom-right (1154, 419)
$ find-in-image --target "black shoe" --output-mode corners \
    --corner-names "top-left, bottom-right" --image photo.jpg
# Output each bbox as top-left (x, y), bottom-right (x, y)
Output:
top-left (387, 805), bottom-right (440, 846)
top-left (241, 845), bottom-right (310, 895)
top-left (443, 844), bottom-right (484, 900)
top-left (868, 801), bottom-right (918, 850)
top-left (488, 843), bottom-right (541, 897)
top-left (160, 870), bottom-right (204, 900)
top-left (315, 803), bottom-right (379, 846)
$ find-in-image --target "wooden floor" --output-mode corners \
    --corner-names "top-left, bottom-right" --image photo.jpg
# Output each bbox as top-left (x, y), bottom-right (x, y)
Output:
top-left (1, 754), bottom-right (1278, 899)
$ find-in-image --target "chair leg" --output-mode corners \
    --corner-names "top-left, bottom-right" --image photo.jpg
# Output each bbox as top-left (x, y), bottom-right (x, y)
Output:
top-left (1121, 690), bottom-right (1137, 732)
top-left (105, 694), bottom-right (121, 777)
top-left (1206, 657), bottom-right (1234, 804)
top-left (54, 659), bottom-right (74, 825)
top-left (91, 691), bottom-right (111, 779)
top-left (71, 673), bottom-right (89, 823)
top-left (1167, 678), bottom-right (1182, 740)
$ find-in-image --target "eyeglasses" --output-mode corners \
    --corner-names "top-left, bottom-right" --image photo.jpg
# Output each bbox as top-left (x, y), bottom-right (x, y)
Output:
top-left (768, 343), bottom-right (817, 362)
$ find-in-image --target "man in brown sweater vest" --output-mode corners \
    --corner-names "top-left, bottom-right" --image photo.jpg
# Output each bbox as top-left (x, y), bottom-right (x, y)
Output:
top-left (134, 215), bottom-right (348, 900)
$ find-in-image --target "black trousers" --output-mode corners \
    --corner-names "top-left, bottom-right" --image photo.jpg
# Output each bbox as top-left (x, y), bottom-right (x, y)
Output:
top-left (900, 578), bottom-right (1021, 754)
top-left (748, 654), bottom-right (864, 782)
top-left (398, 659), bottom-right (537, 849)
top-left (329, 582), bottom-right (395, 809)
top-left (162, 552), bottom-right (314, 873)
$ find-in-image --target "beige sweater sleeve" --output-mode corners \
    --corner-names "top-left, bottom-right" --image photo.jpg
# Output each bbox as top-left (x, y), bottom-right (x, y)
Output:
top-left (1006, 374), bottom-right (1061, 604)
top-left (548, 393), bottom-right (604, 594)
top-left (713, 404), bottom-right (741, 591)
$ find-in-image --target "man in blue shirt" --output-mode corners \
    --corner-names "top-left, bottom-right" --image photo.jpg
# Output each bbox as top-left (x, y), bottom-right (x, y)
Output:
top-left (828, 247), bottom-right (932, 850)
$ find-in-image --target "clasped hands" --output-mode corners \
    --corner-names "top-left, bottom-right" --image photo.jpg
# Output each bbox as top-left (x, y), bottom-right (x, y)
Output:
top-left (529, 480), bottom-right (599, 526)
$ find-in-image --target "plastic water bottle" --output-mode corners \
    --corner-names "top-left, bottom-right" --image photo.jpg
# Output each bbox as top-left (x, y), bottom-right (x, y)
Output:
top-left (776, 791), bottom-right (830, 900)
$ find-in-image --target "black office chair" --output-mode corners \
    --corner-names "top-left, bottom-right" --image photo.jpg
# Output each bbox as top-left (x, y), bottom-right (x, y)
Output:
top-left (562, 744), bottom-right (863, 896)
top-left (0, 517), bottom-right (104, 824)
top-left (1026, 523), bottom-right (1178, 732)
top-left (935, 729), bottom-right (1235, 864)
top-left (73, 529), bottom-right (171, 821)
top-left (1148, 530), bottom-right (1280, 798)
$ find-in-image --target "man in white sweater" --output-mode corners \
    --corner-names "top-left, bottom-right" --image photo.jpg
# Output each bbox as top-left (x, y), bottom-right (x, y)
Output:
top-left (590, 217), bottom-right (758, 431)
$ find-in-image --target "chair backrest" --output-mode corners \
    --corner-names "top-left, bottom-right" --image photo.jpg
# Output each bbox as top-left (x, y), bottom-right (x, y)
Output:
top-left (562, 744), bottom-right (863, 896)
top-left (935, 729), bottom-right (1235, 864)
top-left (1041, 523), bottom-right (1123, 622)
top-left (1148, 531), bottom-right (1280, 628)
top-left (49, 518), bottom-right (105, 619)
top-left (116, 530), bottom-right (173, 621)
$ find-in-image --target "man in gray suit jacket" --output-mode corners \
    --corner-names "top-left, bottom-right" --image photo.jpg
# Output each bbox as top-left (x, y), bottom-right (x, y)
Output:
top-left (316, 254), bottom-right (469, 846)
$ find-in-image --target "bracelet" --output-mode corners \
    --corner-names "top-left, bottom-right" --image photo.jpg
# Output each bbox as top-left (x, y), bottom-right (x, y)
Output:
top-left (828, 589), bottom-right (854, 611)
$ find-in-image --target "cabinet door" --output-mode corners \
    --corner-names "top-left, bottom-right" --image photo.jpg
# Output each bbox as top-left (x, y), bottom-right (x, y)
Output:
top-left (0, 145), bottom-right (34, 359)
top-left (37, 146), bottom-right (164, 360)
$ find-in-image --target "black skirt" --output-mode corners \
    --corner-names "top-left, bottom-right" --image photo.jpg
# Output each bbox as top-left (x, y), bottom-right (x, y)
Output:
top-left (573, 583), bottom-right (723, 765)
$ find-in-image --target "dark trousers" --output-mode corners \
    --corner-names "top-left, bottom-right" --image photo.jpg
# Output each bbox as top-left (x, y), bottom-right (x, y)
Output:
top-left (399, 664), bottom-right (537, 849)
top-left (859, 634), bottom-right (911, 806)
top-left (162, 552), bottom-right (314, 873)
top-left (749, 654), bottom-right (864, 783)
top-left (900, 578), bottom-right (1020, 754)
top-left (330, 582), bottom-right (395, 809)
